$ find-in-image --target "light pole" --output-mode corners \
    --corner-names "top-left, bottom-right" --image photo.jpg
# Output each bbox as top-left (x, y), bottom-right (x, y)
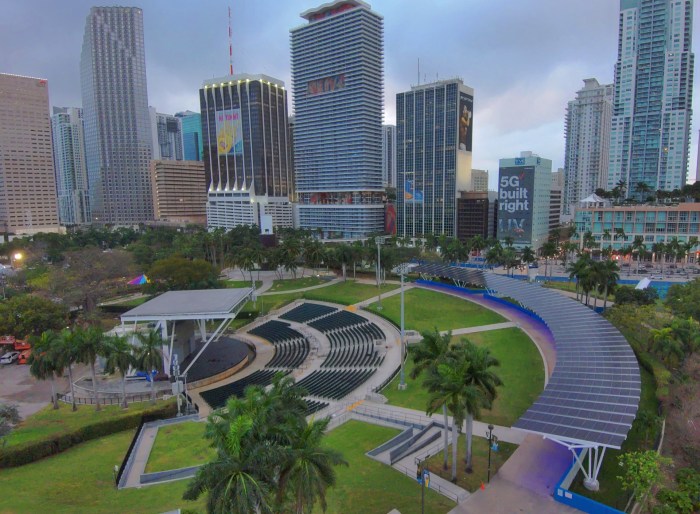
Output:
top-left (375, 236), bottom-right (388, 310)
top-left (172, 353), bottom-right (182, 417)
top-left (415, 456), bottom-right (429, 514)
top-left (393, 263), bottom-right (414, 390)
top-left (486, 424), bottom-right (499, 483)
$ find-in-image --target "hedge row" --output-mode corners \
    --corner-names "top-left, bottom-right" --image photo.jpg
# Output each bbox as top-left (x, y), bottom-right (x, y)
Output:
top-left (0, 402), bottom-right (177, 468)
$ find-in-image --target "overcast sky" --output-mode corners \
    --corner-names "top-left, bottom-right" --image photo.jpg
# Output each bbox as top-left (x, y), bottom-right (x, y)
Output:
top-left (2, 0), bottom-right (700, 188)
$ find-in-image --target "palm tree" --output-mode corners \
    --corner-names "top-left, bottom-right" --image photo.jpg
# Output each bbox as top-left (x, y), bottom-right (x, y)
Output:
top-left (103, 334), bottom-right (136, 408)
top-left (28, 330), bottom-right (61, 409)
top-left (520, 247), bottom-right (536, 268)
top-left (567, 254), bottom-right (592, 302)
top-left (484, 242), bottom-right (503, 269)
top-left (597, 260), bottom-right (620, 310)
top-left (470, 235), bottom-right (486, 267)
top-left (616, 179), bottom-right (627, 199)
top-left (335, 243), bottom-right (354, 281)
top-left (632, 236), bottom-right (646, 273)
top-left (635, 181), bottom-right (652, 200)
top-left (55, 328), bottom-right (80, 411)
top-left (541, 240), bottom-right (558, 278)
top-left (134, 329), bottom-right (164, 405)
top-left (75, 325), bottom-right (108, 411)
top-left (409, 328), bottom-right (452, 470)
top-left (453, 341), bottom-right (502, 472)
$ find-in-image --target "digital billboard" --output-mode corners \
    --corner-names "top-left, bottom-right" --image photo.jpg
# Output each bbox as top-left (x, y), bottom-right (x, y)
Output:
top-left (307, 74), bottom-right (346, 96)
top-left (215, 109), bottom-right (243, 156)
top-left (385, 203), bottom-right (397, 235)
top-left (497, 166), bottom-right (534, 245)
top-left (458, 92), bottom-right (473, 152)
top-left (404, 179), bottom-right (423, 203)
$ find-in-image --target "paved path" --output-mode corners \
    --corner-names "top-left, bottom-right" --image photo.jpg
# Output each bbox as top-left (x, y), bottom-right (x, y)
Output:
top-left (447, 321), bottom-right (516, 336)
top-left (260, 277), bottom-right (342, 296)
top-left (123, 423), bottom-right (159, 488)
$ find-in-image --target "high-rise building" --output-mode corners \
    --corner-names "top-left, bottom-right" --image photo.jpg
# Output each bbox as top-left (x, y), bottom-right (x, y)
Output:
top-left (456, 191), bottom-right (497, 242)
top-left (291, 0), bottom-right (384, 239)
top-left (396, 78), bottom-right (474, 238)
top-left (0, 73), bottom-right (60, 235)
top-left (200, 73), bottom-right (293, 231)
top-left (497, 151), bottom-right (551, 251)
top-left (382, 125), bottom-right (396, 188)
top-left (150, 160), bottom-right (206, 225)
top-left (564, 78), bottom-right (613, 214)
top-left (51, 107), bottom-right (90, 225)
top-left (150, 108), bottom-right (183, 161)
top-left (550, 169), bottom-right (564, 231)
top-left (81, 6), bottom-right (153, 224)
top-left (176, 110), bottom-right (203, 161)
top-left (471, 169), bottom-right (489, 192)
top-left (608, 0), bottom-right (694, 195)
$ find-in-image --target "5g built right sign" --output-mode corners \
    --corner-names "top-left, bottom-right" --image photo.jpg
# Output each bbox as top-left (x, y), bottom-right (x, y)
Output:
top-left (497, 166), bottom-right (535, 245)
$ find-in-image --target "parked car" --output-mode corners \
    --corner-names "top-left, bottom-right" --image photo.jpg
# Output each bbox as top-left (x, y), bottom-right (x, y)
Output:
top-left (649, 275), bottom-right (662, 280)
top-left (17, 349), bottom-right (31, 364)
top-left (0, 351), bottom-right (20, 364)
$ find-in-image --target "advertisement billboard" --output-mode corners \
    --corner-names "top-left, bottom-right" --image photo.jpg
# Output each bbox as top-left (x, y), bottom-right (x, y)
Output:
top-left (404, 179), bottom-right (423, 203)
top-left (215, 109), bottom-right (243, 156)
top-left (307, 74), bottom-right (346, 96)
top-left (385, 203), bottom-right (397, 235)
top-left (458, 92), bottom-right (473, 152)
top-left (497, 166), bottom-right (534, 245)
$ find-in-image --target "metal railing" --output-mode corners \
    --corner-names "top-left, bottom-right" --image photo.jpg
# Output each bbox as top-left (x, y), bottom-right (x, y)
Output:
top-left (57, 392), bottom-right (164, 406)
top-left (391, 460), bottom-right (460, 503)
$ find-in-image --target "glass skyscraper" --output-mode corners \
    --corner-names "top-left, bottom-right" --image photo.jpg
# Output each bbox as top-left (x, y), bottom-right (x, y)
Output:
top-left (608, 0), bottom-right (694, 195)
top-left (290, 0), bottom-right (384, 240)
top-left (149, 108), bottom-right (183, 161)
top-left (51, 107), bottom-right (90, 225)
top-left (80, 6), bottom-right (153, 224)
top-left (176, 110), bottom-right (203, 161)
top-left (396, 79), bottom-right (474, 238)
top-left (200, 73), bottom-right (293, 230)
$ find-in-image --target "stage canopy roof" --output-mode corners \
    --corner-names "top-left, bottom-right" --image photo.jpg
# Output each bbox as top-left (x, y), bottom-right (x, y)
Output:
top-left (121, 288), bottom-right (252, 322)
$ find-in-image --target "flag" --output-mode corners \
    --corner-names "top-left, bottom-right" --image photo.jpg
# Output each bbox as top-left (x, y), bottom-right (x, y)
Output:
top-left (128, 274), bottom-right (150, 285)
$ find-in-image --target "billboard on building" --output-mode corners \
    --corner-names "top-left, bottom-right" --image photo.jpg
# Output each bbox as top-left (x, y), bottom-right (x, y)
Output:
top-left (404, 179), bottom-right (423, 203)
top-left (497, 166), bottom-right (534, 245)
top-left (385, 203), bottom-right (397, 235)
top-left (458, 92), bottom-right (473, 152)
top-left (215, 109), bottom-right (243, 156)
top-left (307, 74), bottom-right (346, 96)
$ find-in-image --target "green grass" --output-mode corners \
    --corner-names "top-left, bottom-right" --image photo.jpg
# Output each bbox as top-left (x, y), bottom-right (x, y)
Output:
top-left (543, 281), bottom-right (616, 302)
top-left (569, 366), bottom-right (659, 510)
top-left (5, 399), bottom-right (175, 447)
top-left (302, 280), bottom-right (398, 305)
top-left (265, 276), bottom-right (330, 293)
top-left (382, 328), bottom-right (544, 427)
top-left (425, 434), bottom-right (518, 492)
top-left (0, 430), bottom-right (204, 514)
top-left (102, 295), bottom-right (150, 307)
top-left (145, 421), bottom-right (214, 473)
top-left (224, 279), bottom-right (262, 289)
top-left (318, 420), bottom-right (454, 514)
top-left (366, 288), bottom-right (505, 332)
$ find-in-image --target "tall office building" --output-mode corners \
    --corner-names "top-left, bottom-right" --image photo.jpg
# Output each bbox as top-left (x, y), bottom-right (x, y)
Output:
top-left (0, 73), bottom-right (60, 235)
top-left (497, 151), bottom-right (551, 251)
top-left (471, 169), bottom-right (489, 192)
top-left (608, 0), bottom-right (694, 194)
top-left (550, 169), bottom-right (564, 231)
top-left (81, 6), bottom-right (153, 224)
top-left (150, 108), bottom-right (183, 161)
top-left (564, 78), bottom-right (613, 214)
top-left (291, 0), bottom-right (384, 239)
top-left (150, 160), bottom-right (206, 225)
top-left (382, 125), bottom-right (396, 187)
top-left (200, 73), bottom-right (293, 230)
top-left (51, 107), bottom-right (90, 225)
top-left (176, 110), bottom-right (203, 161)
top-left (396, 79), bottom-right (474, 238)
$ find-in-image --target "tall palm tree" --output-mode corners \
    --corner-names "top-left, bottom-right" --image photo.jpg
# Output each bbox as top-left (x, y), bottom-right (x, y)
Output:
top-left (55, 328), bottom-right (79, 411)
top-left (484, 242), bottom-right (503, 269)
top-left (541, 240), bottom-right (558, 278)
top-left (632, 236), bottom-right (646, 274)
top-left (567, 253), bottom-right (592, 302)
top-left (103, 334), bottom-right (136, 408)
top-left (409, 329), bottom-right (452, 470)
top-left (75, 325), bottom-right (108, 411)
top-left (134, 329), bottom-right (164, 405)
top-left (470, 235), bottom-right (485, 267)
top-left (452, 341), bottom-right (502, 472)
top-left (28, 330), bottom-right (61, 409)
top-left (520, 246), bottom-right (536, 268)
top-left (597, 260), bottom-right (620, 310)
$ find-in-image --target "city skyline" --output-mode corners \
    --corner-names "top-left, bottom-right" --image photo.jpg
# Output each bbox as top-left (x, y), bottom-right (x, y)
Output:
top-left (6, 1), bottom-right (700, 189)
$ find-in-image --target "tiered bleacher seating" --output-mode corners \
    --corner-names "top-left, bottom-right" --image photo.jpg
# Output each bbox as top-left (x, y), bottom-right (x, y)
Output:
top-left (308, 310), bottom-right (367, 332)
top-left (200, 369), bottom-right (288, 409)
top-left (322, 341), bottom-right (382, 368)
top-left (250, 320), bottom-right (303, 345)
top-left (266, 339), bottom-right (309, 369)
top-left (281, 303), bottom-right (337, 323)
top-left (304, 400), bottom-right (328, 416)
top-left (296, 369), bottom-right (376, 400)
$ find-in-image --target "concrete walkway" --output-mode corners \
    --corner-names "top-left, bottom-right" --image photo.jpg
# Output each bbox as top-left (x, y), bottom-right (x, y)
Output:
top-left (260, 276), bottom-right (342, 296)
top-left (447, 321), bottom-right (516, 336)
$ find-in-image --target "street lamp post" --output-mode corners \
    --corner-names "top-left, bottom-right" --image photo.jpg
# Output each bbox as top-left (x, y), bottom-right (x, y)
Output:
top-left (172, 353), bottom-right (182, 417)
top-left (393, 263), bottom-right (413, 390)
top-left (375, 236), bottom-right (388, 310)
top-left (486, 424), bottom-right (499, 483)
top-left (415, 456), bottom-right (429, 514)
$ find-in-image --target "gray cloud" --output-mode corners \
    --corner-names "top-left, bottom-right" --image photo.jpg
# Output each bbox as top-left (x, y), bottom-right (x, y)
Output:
top-left (2, 0), bottom-right (699, 189)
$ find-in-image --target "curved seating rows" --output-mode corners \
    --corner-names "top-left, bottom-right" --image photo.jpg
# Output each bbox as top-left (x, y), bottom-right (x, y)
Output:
top-left (281, 303), bottom-right (337, 323)
top-left (266, 339), bottom-right (310, 369)
top-left (309, 310), bottom-right (367, 332)
top-left (200, 369), bottom-right (287, 409)
top-left (296, 369), bottom-right (376, 400)
top-left (250, 320), bottom-right (303, 345)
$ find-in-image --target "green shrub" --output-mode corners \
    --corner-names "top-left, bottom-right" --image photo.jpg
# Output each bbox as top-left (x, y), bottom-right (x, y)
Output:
top-left (0, 402), bottom-right (176, 468)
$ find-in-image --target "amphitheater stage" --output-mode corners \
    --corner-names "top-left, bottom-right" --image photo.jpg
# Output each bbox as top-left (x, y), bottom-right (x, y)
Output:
top-left (180, 337), bottom-right (253, 384)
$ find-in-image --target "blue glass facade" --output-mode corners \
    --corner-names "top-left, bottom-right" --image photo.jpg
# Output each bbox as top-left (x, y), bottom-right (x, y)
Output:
top-left (176, 111), bottom-right (203, 161)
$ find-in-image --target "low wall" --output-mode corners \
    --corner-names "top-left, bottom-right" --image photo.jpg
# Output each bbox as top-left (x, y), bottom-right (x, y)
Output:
top-left (140, 465), bottom-right (200, 485)
top-left (187, 354), bottom-right (250, 390)
top-left (367, 427), bottom-right (413, 457)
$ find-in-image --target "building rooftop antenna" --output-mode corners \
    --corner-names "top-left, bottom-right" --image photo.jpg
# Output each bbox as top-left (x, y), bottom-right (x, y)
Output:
top-left (228, 5), bottom-right (234, 75)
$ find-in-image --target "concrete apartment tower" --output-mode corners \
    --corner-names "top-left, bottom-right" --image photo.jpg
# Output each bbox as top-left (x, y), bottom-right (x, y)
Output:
top-left (382, 125), bottom-right (396, 188)
top-left (564, 78), bottom-right (613, 215)
top-left (51, 107), bottom-right (90, 225)
top-left (149, 108), bottom-right (183, 161)
top-left (291, 0), bottom-right (384, 239)
top-left (396, 78), bottom-right (474, 238)
top-left (81, 6), bottom-right (153, 224)
top-left (608, 0), bottom-right (694, 195)
top-left (0, 73), bottom-right (60, 235)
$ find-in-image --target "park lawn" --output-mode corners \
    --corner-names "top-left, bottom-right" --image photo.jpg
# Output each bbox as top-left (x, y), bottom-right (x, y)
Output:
top-left (266, 276), bottom-right (330, 293)
top-left (5, 399), bottom-right (176, 447)
top-left (543, 281), bottom-right (615, 302)
top-left (569, 366), bottom-right (658, 510)
top-left (224, 279), bottom-right (262, 289)
top-left (0, 429), bottom-right (204, 514)
top-left (229, 293), bottom-right (302, 330)
top-left (318, 420), bottom-right (454, 514)
top-left (382, 328), bottom-right (544, 427)
top-left (303, 280), bottom-right (398, 305)
top-left (145, 420), bottom-right (214, 473)
top-left (425, 434), bottom-right (518, 492)
top-left (366, 288), bottom-right (505, 333)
